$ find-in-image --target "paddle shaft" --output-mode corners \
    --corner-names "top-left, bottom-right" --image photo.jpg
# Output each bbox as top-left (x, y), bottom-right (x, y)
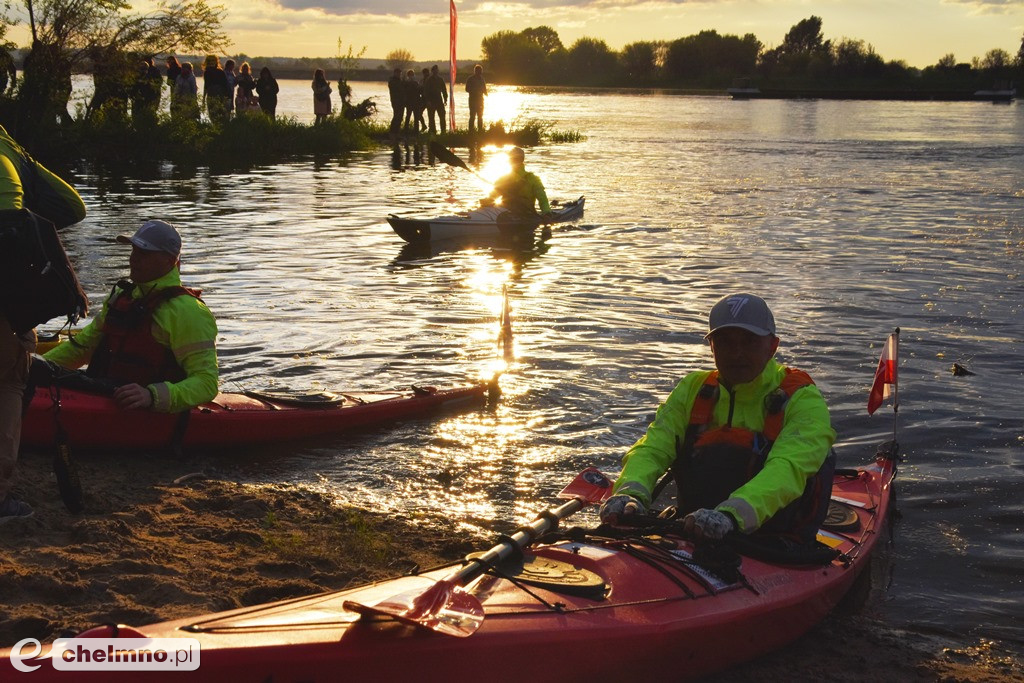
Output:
top-left (448, 496), bottom-right (586, 587)
top-left (340, 468), bottom-right (610, 637)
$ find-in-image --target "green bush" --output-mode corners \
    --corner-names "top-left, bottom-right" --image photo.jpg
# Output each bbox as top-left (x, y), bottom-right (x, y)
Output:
top-left (65, 110), bottom-right (375, 167)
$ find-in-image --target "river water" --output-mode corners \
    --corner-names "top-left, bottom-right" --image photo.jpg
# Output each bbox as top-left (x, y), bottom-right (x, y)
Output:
top-left (57, 80), bottom-right (1024, 652)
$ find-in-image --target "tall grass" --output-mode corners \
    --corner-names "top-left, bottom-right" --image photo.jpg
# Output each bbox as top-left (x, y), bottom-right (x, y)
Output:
top-left (365, 116), bottom-right (586, 147)
top-left (67, 104), bottom-right (374, 168)
top-left (55, 104), bottom-right (582, 169)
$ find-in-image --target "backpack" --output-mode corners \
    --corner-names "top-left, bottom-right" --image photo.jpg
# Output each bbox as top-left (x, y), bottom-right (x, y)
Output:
top-left (0, 208), bottom-right (88, 333)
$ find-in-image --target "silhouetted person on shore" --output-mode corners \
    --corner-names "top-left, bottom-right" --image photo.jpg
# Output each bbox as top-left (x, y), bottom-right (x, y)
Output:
top-left (403, 69), bottom-right (423, 134)
top-left (388, 68), bottom-right (405, 136)
top-left (172, 62), bottom-right (199, 121)
top-left (466, 64), bottom-right (487, 133)
top-left (312, 68), bottom-right (332, 124)
top-left (165, 56), bottom-right (181, 109)
top-left (425, 65), bottom-right (448, 134)
top-left (202, 55), bottom-right (230, 124)
top-left (256, 67), bottom-right (280, 120)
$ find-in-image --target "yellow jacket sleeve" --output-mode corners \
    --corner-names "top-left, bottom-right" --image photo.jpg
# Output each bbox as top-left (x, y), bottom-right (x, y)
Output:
top-left (147, 294), bottom-right (218, 413)
top-left (614, 371), bottom-right (711, 504)
top-left (41, 296), bottom-right (112, 368)
top-left (528, 173), bottom-right (551, 213)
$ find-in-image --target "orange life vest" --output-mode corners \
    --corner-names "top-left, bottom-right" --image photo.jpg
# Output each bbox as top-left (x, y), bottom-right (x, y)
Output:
top-left (86, 281), bottom-right (200, 386)
top-left (672, 368), bottom-right (833, 540)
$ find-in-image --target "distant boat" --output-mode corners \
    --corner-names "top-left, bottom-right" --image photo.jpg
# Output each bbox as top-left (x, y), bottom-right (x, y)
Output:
top-left (726, 86), bottom-right (762, 99)
top-left (972, 87), bottom-right (1016, 103)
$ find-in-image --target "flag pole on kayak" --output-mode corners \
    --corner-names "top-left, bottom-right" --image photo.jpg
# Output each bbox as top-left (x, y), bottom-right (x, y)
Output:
top-left (498, 284), bottom-right (513, 361)
top-left (343, 467), bottom-right (614, 637)
top-left (867, 327), bottom-right (900, 443)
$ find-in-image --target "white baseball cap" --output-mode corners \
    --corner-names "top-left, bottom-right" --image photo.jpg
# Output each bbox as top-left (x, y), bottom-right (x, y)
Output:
top-left (706, 293), bottom-right (776, 338)
top-left (116, 220), bottom-right (181, 257)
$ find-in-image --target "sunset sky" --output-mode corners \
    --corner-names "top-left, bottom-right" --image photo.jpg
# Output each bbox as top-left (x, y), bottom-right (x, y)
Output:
top-left (8, 0), bottom-right (1024, 69)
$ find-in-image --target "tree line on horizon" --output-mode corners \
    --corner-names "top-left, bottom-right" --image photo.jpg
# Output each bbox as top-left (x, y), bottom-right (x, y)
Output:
top-left (479, 17), bottom-right (1024, 91)
top-left (2, 0), bottom-right (1023, 161)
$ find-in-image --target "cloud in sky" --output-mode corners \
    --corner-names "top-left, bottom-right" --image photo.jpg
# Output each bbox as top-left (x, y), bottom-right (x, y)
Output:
top-left (944, 0), bottom-right (1024, 10)
top-left (273, 0), bottom-right (699, 14)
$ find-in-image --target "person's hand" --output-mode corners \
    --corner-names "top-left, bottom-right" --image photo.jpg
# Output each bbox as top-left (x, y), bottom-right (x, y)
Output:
top-left (599, 494), bottom-right (646, 524)
top-left (114, 383), bottom-right (154, 410)
top-left (540, 212), bottom-right (554, 223)
top-left (681, 508), bottom-right (736, 540)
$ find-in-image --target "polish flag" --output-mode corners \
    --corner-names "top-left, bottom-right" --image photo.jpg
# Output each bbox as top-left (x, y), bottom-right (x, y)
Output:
top-left (867, 332), bottom-right (899, 415)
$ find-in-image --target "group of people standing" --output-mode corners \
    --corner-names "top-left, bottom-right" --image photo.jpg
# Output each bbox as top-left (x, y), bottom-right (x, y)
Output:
top-left (197, 56), bottom-right (281, 123)
top-left (132, 57), bottom-right (494, 131)
top-left (387, 65), bottom-right (450, 136)
top-left (388, 63), bottom-right (489, 137)
top-left (152, 55), bottom-right (281, 123)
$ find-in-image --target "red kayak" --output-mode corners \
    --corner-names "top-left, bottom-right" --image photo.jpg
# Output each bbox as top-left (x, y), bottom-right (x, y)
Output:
top-left (21, 382), bottom-right (492, 450)
top-left (2, 443), bottom-right (897, 681)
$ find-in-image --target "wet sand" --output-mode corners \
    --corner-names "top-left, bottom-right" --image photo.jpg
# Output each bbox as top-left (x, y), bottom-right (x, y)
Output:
top-left (1, 450), bottom-right (1020, 681)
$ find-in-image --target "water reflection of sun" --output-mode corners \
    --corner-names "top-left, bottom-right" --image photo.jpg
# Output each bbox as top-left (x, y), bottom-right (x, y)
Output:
top-left (482, 86), bottom-right (526, 129)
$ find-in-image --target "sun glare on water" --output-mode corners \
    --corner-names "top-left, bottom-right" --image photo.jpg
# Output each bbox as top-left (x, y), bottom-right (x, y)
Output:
top-left (482, 86), bottom-right (528, 129)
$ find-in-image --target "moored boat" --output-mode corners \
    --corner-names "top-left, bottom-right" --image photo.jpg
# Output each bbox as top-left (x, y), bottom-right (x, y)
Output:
top-left (21, 380), bottom-right (493, 450)
top-left (1, 442), bottom-right (898, 681)
top-left (388, 196), bottom-right (585, 243)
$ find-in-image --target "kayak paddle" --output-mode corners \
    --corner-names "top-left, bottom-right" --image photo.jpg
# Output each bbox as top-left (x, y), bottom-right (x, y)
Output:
top-left (429, 140), bottom-right (471, 171)
top-left (428, 140), bottom-right (495, 187)
top-left (343, 467), bottom-right (614, 637)
top-left (48, 383), bottom-right (84, 513)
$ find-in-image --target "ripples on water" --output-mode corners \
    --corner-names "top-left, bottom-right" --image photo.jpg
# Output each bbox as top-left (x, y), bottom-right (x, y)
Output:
top-left (58, 82), bottom-right (1024, 649)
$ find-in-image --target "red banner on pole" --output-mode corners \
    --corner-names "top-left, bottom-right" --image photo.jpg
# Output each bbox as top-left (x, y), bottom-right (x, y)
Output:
top-left (867, 332), bottom-right (899, 415)
top-left (449, 0), bottom-right (457, 131)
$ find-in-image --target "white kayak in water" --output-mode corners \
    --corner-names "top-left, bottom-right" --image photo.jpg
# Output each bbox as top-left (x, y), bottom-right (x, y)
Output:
top-left (388, 196), bottom-right (585, 243)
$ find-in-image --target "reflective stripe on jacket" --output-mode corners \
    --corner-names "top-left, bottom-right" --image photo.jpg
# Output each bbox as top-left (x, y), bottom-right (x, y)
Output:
top-left (44, 267), bottom-right (218, 413)
top-left (614, 358), bottom-right (836, 533)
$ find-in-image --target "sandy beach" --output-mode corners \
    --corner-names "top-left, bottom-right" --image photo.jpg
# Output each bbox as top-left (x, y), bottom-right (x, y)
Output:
top-left (1, 448), bottom-right (1021, 681)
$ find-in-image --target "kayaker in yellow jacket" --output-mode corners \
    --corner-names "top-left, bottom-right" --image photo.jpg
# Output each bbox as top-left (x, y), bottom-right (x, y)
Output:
top-left (44, 220), bottom-right (218, 413)
top-left (483, 147), bottom-right (551, 219)
top-left (600, 293), bottom-right (836, 542)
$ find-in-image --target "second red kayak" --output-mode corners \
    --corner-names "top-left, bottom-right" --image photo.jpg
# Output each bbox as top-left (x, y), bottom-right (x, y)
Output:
top-left (21, 381), bottom-right (492, 450)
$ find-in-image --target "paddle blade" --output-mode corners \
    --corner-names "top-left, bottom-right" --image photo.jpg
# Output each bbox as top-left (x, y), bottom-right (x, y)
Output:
top-left (53, 440), bottom-right (84, 513)
top-left (344, 577), bottom-right (484, 638)
top-left (558, 467), bottom-right (614, 504)
top-left (429, 141), bottom-right (470, 171)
